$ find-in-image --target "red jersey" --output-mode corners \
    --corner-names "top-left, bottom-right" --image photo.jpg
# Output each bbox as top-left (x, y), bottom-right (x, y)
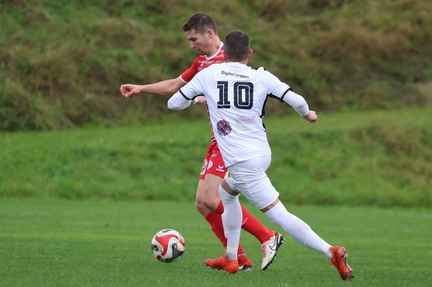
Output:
top-left (179, 43), bottom-right (226, 179)
top-left (180, 44), bottom-right (225, 83)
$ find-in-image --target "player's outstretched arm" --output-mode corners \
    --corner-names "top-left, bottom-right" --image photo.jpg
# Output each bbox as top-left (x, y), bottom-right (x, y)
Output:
top-left (302, 110), bottom-right (318, 124)
top-left (167, 91), bottom-right (194, 110)
top-left (120, 78), bottom-right (185, 98)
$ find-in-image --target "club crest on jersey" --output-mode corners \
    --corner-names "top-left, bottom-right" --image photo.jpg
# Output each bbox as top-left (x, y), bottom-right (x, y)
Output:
top-left (217, 120), bottom-right (232, 136)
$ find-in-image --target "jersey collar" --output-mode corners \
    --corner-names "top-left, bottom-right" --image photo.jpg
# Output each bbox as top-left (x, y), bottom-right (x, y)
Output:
top-left (206, 43), bottom-right (224, 60)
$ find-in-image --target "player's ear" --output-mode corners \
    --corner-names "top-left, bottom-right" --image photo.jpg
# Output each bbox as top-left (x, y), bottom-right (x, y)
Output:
top-left (206, 28), bottom-right (214, 38)
top-left (248, 49), bottom-right (253, 60)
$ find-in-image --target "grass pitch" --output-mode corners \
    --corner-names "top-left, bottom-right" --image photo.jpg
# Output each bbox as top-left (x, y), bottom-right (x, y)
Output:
top-left (0, 199), bottom-right (430, 286)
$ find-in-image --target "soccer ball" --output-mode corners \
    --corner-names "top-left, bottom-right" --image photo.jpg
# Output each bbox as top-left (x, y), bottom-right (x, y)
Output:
top-left (151, 229), bottom-right (186, 263)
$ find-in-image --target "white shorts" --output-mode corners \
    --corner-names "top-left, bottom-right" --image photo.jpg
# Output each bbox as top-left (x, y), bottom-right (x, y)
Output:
top-left (224, 155), bottom-right (280, 210)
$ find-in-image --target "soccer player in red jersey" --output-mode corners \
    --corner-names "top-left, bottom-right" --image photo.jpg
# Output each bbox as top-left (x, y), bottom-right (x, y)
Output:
top-left (120, 13), bottom-right (283, 271)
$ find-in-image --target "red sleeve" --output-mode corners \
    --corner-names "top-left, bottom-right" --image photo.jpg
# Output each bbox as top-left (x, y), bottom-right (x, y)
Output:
top-left (180, 57), bottom-right (200, 83)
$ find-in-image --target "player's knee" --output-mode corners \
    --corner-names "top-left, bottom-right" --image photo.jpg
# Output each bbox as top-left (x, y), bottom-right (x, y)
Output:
top-left (201, 186), bottom-right (220, 211)
top-left (202, 196), bottom-right (219, 212)
top-left (195, 198), bottom-right (208, 216)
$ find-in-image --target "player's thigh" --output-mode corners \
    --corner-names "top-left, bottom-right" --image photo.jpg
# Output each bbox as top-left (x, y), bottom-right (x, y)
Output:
top-left (195, 178), bottom-right (205, 202)
top-left (195, 175), bottom-right (222, 202)
top-left (195, 179), bottom-right (212, 216)
top-left (200, 174), bottom-right (223, 210)
top-left (204, 174), bottom-right (223, 198)
top-left (226, 156), bottom-right (279, 210)
top-left (243, 175), bottom-right (279, 210)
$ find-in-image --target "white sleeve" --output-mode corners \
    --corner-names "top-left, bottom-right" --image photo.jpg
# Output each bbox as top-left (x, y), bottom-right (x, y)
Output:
top-left (262, 69), bottom-right (310, 116)
top-left (281, 90), bottom-right (309, 116)
top-left (168, 73), bottom-right (205, 110)
top-left (167, 91), bottom-right (192, 110)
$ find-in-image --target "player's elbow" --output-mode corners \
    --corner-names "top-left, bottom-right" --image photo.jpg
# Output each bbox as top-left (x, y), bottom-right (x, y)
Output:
top-left (167, 98), bottom-right (178, 110)
top-left (167, 98), bottom-right (184, 110)
top-left (166, 78), bottom-right (185, 95)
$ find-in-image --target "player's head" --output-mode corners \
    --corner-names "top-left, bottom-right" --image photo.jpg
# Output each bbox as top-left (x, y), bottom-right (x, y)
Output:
top-left (223, 30), bottom-right (251, 62)
top-left (182, 13), bottom-right (220, 56)
top-left (182, 13), bottom-right (217, 35)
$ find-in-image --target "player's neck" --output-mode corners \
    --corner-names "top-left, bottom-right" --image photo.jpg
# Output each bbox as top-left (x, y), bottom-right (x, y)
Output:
top-left (226, 60), bottom-right (248, 65)
top-left (207, 38), bottom-right (222, 56)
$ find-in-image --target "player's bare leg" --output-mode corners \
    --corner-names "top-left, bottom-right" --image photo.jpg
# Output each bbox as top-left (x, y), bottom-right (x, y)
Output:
top-left (196, 177), bottom-right (252, 270)
top-left (198, 174), bottom-right (222, 213)
top-left (201, 174), bottom-right (283, 270)
top-left (195, 178), bottom-right (213, 218)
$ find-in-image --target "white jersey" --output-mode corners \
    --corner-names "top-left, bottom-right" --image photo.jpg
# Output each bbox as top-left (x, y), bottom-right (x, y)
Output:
top-left (168, 62), bottom-right (309, 167)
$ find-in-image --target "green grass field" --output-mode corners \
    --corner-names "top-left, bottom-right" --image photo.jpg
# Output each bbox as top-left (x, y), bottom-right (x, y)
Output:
top-left (1, 198), bottom-right (430, 286)
top-left (1, 107), bottom-right (431, 208)
top-left (1, 107), bottom-right (431, 285)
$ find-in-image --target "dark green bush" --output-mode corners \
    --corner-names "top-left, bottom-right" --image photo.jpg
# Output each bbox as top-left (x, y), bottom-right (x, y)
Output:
top-left (0, 0), bottom-right (431, 130)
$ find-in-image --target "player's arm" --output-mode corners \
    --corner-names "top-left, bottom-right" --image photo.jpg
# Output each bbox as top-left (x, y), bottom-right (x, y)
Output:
top-left (120, 77), bottom-right (185, 98)
top-left (121, 52), bottom-right (205, 98)
top-left (302, 110), bottom-right (318, 123)
top-left (282, 90), bottom-right (318, 124)
top-left (167, 90), bottom-right (196, 110)
top-left (264, 69), bottom-right (318, 124)
top-left (168, 69), bottom-right (206, 110)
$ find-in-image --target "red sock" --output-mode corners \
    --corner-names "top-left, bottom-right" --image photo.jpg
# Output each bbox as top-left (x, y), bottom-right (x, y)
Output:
top-left (241, 205), bottom-right (274, 243)
top-left (215, 201), bottom-right (273, 244)
top-left (205, 211), bottom-right (247, 257)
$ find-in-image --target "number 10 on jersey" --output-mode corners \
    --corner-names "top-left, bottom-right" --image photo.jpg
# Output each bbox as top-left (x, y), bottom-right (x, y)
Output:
top-left (217, 81), bottom-right (254, 109)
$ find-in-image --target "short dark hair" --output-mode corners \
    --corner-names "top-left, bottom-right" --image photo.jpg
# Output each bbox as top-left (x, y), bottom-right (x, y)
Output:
top-left (223, 30), bottom-right (250, 61)
top-left (182, 13), bottom-right (217, 34)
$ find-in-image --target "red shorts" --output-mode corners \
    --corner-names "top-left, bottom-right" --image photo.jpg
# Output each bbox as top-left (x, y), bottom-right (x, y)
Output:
top-left (199, 141), bottom-right (227, 180)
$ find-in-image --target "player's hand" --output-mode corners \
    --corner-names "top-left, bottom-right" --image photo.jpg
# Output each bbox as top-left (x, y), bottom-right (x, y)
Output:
top-left (120, 84), bottom-right (141, 98)
top-left (193, 96), bottom-right (206, 104)
top-left (302, 110), bottom-right (318, 124)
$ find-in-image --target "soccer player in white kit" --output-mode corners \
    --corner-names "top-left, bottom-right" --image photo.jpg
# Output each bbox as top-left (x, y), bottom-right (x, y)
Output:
top-left (167, 30), bottom-right (354, 280)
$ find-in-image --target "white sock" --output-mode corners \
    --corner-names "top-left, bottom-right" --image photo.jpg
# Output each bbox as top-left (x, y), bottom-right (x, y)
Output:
top-left (218, 185), bottom-right (242, 260)
top-left (265, 202), bottom-right (332, 259)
